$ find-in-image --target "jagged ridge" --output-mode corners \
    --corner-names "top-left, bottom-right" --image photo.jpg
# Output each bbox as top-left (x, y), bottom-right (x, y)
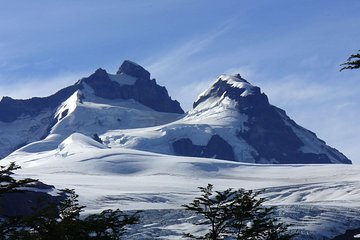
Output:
top-left (0, 60), bottom-right (183, 123)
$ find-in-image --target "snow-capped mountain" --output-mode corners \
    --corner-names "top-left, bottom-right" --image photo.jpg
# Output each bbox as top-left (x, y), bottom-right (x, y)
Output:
top-left (103, 73), bottom-right (351, 164)
top-left (0, 60), bottom-right (183, 159)
top-left (0, 61), bottom-right (351, 164)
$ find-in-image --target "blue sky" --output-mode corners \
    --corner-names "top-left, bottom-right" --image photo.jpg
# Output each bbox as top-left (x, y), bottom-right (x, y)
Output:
top-left (1, 0), bottom-right (360, 163)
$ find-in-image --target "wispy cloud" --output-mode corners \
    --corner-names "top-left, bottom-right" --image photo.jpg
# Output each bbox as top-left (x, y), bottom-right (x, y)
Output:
top-left (143, 19), bottom-right (240, 111)
top-left (145, 20), bottom-right (234, 79)
top-left (258, 74), bottom-right (360, 107)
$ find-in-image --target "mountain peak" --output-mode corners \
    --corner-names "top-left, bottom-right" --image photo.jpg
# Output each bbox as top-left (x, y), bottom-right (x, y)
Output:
top-left (220, 73), bottom-right (249, 83)
top-left (193, 74), bottom-right (263, 109)
top-left (216, 74), bottom-right (254, 96)
top-left (116, 60), bottom-right (150, 80)
top-left (0, 96), bottom-right (14, 103)
top-left (80, 61), bottom-right (183, 114)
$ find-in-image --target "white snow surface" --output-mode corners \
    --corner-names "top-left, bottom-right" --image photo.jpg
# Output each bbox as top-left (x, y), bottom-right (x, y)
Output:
top-left (3, 133), bottom-right (360, 239)
top-left (101, 79), bottom-right (258, 162)
top-left (102, 94), bottom-right (257, 162)
top-left (51, 92), bottom-right (180, 136)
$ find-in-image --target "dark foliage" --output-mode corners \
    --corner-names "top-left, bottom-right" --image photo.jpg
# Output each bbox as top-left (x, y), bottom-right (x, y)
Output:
top-left (0, 162), bottom-right (39, 195)
top-left (0, 164), bottom-right (139, 240)
top-left (183, 184), bottom-right (294, 240)
top-left (340, 50), bottom-right (360, 71)
top-left (84, 209), bottom-right (139, 239)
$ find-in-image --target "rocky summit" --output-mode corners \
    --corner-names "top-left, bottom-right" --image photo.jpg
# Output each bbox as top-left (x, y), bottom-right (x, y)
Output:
top-left (81, 61), bottom-right (183, 114)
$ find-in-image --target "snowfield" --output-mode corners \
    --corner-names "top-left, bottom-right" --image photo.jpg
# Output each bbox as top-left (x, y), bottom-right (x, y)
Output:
top-left (3, 133), bottom-right (360, 239)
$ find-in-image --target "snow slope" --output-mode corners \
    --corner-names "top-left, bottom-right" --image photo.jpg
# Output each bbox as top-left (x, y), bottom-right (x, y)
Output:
top-left (3, 133), bottom-right (360, 239)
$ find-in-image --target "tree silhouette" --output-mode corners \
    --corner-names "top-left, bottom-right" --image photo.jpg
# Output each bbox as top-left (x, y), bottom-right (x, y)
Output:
top-left (340, 50), bottom-right (360, 71)
top-left (0, 162), bottom-right (38, 195)
top-left (183, 184), bottom-right (294, 240)
top-left (0, 163), bottom-right (139, 240)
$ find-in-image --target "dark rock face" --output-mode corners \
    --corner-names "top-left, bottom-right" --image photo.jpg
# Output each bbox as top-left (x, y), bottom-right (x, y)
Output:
top-left (237, 101), bottom-right (351, 164)
top-left (238, 104), bottom-right (305, 164)
top-left (82, 65), bottom-right (184, 114)
top-left (172, 135), bottom-right (235, 161)
top-left (93, 133), bottom-right (103, 144)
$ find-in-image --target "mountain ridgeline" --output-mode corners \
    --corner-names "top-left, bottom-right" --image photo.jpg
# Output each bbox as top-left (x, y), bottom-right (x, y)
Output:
top-left (0, 60), bottom-right (183, 123)
top-left (0, 60), bottom-right (183, 159)
top-left (0, 61), bottom-right (351, 164)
